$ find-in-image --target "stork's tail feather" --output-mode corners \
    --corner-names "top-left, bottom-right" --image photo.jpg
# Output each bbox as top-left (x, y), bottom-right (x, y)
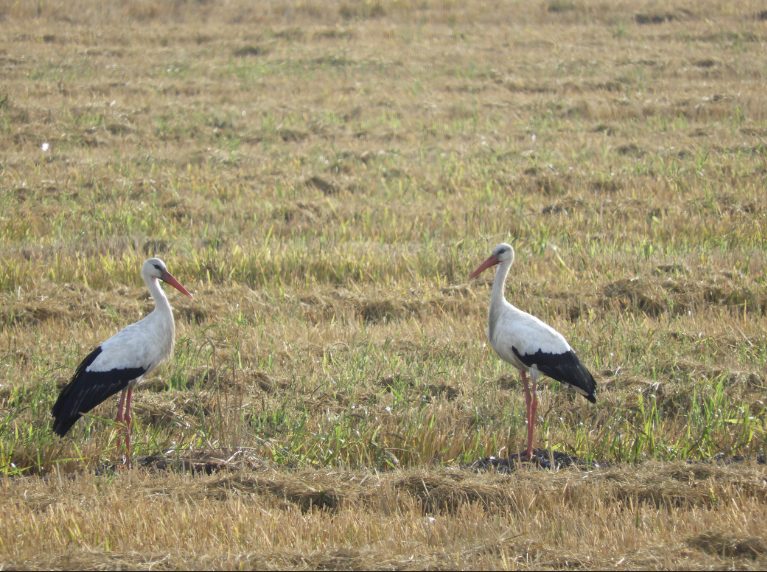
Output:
top-left (517, 348), bottom-right (597, 403)
top-left (51, 388), bottom-right (89, 437)
top-left (568, 359), bottom-right (597, 403)
top-left (51, 346), bottom-right (143, 436)
top-left (51, 371), bottom-right (138, 436)
top-left (52, 415), bottom-right (80, 437)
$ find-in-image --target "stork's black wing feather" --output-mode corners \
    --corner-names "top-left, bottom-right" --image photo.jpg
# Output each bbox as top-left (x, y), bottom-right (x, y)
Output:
top-left (51, 347), bottom-right (146, 436)
top-left (512, 347), bottom-right (597, 403)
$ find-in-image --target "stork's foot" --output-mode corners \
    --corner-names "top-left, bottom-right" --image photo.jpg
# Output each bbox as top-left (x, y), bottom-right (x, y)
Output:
top-left (502, 448), bottom-right (540, 465)
top-left (517, 447), bottom-right (542, 462)
top-left (114, 455), bottom-right (131, 471)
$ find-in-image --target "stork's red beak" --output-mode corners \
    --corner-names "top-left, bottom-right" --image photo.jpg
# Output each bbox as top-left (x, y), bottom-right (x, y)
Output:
top-left (161, 271), bottom-right (193, 298)
top-left (469, 254), bottom-right (500, 280)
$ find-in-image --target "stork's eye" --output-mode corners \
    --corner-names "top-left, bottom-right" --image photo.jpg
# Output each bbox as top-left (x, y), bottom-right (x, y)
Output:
top-left (153, 263), bottom-right (162, 271)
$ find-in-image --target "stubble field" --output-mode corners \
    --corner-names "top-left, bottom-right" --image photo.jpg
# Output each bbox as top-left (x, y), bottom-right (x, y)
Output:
top-left (0, 0), bottom-right (766, 569)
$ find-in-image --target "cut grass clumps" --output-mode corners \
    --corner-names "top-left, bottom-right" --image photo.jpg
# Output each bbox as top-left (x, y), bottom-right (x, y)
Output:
top-left (1, 0), bottom-right (767, 567)
top-left (603, 273), bottom-right (767, 317)
top-left (687, 531), bottom-right (767, 560)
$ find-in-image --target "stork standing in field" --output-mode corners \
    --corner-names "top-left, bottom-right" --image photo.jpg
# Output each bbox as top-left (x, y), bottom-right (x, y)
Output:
top-left (51, 258), bottom-right (192, 467)
top-left (470, 243), bottom-right (596, 460)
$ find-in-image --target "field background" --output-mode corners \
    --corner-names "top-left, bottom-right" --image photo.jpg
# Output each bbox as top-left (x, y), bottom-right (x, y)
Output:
top-left (1, 0), bottom-right (766, 569)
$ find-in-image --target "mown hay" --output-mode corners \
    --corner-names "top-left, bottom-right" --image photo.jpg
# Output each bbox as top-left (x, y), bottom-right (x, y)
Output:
top-left (687, 531), bottom-right (767, 559)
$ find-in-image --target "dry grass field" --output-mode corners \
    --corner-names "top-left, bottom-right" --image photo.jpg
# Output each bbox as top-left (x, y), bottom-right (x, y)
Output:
top-left (1, 0), bottom-right (766, 569)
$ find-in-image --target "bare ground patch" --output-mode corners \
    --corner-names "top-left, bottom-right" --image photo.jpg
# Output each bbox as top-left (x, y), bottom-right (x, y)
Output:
top-left (602, 272), bottom-right (767, 317)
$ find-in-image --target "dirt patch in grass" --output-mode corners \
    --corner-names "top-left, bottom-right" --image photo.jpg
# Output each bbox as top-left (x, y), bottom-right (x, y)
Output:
top-left (246, 370), bottom-right (289, 394)
top-left (134, 391), bottom-right (217, 429)
top-left (468, 448), bottom-right (605, 473)
top-left (354, 297), bottom-right (424, 324)
top-left (138, 448), bottom-right (268, 476)
top-left (634, 12), bottom-right (677, 25)
top-left (206, 472), bottom-right (351, 512)
top-left (308, 290), bottom-right (482, 325)
top-left (394, 473), bottom-right (512, 514)
top-left (358, 299), bottom-right (406, 323)
top-left (304, 175), bottom-right (338, 196)
top-left (4, 303), bottom-right (73, 325)
top-left (602, 273), bottom-right (767, 317)
top-left (175, 305), bottom-right (209, 324)
top-left (378, 375), bottom-right (459, 402)
top-left (687, 531), bottom-right (767, 559)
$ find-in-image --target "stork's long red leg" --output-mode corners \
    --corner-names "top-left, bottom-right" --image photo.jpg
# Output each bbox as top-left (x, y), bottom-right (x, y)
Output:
top-left (114, 389), bottom-right (130, 468)
top-left (116, 389), bottom-right (127, 424)
top-left (124, 386), bottom-right (134, 468)
top-left (521, 370), bottom-right (531, 419)
top-left (529, 378), bottom-right (538, 459)
top-left (116, 389), bottom-right (126, 452)
top-left (520, 370), bottom-right (534, 459)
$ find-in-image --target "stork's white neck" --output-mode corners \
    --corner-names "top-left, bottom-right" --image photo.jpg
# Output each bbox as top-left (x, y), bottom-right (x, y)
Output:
top-left (489, 257), bottom-right (515, 336)
top-left (492, 257), bottom-right (513, 305)
top-left (144, 275), bottom-right (172, 315)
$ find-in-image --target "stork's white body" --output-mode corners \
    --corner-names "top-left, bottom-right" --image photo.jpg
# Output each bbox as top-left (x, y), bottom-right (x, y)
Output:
top-left (471, 243), bottom-right (596, 460)
top-left (488, 295), bottom-right (571, 374)
top-left (90, 285), bottom-right (176, 382)
top-left (51, 258), bottom-right (191, 467)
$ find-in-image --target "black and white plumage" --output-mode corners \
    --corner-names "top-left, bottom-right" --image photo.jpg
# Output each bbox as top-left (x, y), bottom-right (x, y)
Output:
top-left (470, 243), bottom-right (596, 459)
top-left (51, 258), bottom-right (192, 465)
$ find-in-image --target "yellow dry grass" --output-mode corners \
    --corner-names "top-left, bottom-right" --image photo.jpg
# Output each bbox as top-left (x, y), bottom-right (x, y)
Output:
top-left (2, 462), bottom-right (767, 570)
top-left (1, 0), bottom-right (766, 569)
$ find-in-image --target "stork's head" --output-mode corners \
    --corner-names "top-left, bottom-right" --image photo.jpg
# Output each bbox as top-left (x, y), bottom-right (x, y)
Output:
top-left (142, 258), bottom-right (193, 298)
top-left (469, 243), bottom-right (514, 279)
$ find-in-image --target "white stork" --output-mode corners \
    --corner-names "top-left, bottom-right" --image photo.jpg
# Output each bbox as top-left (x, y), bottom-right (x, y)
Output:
top-left (51, 258), bottom-right (192, 467)
top-left (470, 243), bottom-right (596, 460)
